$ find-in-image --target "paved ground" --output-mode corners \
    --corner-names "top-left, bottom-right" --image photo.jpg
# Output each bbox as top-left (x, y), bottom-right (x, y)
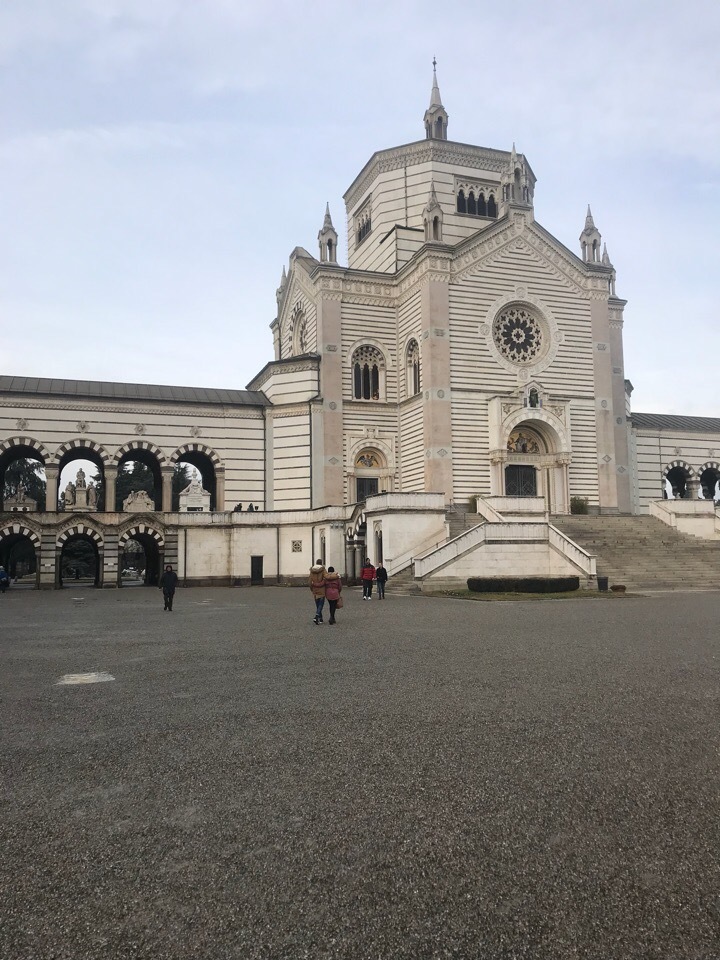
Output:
top-left (2, 585), bottom-right (720, 960)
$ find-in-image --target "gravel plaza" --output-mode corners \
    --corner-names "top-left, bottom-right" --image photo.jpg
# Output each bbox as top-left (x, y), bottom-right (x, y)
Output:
top-left (2, 585), bottom-right (720, 960)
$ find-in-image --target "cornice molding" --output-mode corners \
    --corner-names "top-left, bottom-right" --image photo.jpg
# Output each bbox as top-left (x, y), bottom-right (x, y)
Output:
top-left (0, 398), bottom-right (264, 419)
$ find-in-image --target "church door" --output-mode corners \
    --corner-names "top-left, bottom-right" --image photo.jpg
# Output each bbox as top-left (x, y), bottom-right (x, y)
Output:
top-left (356, 477), bottom-right (379, 502)
top-left (505, 465), bottom-right (537, 497)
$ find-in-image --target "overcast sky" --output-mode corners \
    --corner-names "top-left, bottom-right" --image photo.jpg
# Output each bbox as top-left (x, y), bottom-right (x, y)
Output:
top-left (1, 0), bottom-right (719, 415)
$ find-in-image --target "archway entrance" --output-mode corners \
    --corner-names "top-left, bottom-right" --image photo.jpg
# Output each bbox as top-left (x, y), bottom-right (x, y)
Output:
top-left (495, 421), bottom-right (570, 513)
top-left (119, 532), bottom-right (163, 587)
top-left (0, 529), bottom-right (40, 589)
top-left (352, 449), bottom-right (387, 503)
top-left (59, 534), bottom-right (101, 588)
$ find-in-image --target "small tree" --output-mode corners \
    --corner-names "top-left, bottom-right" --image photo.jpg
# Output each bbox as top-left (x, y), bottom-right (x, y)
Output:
top-left (3, 458), bottom-right (47, 510)
top-left (570, 496), bottom-right (589, 515)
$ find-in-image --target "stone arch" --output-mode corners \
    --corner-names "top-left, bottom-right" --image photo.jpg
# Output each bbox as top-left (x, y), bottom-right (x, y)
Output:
top-left (698, 461), bottom-right (720, 500)
top-left (171, 443), bottom-right (223, 511)
top-left (119, 523), bottom-right (165, 549)
top-left (0, 521), bottom-right (41, 587)
top-left (502, 408), bottom-right (569, 454)
top-left (348, 437), bottom-right (395, 503)
top-left (57, 522), bottom-right (103, 547)
top-left (0, 521), bottom-right (41, 548)
top-left (0, 436), bottom-right (51, 464)
top-left (113, 440), bottom-right (168, 466)
top-left (51, 438), bottom-right (111, 466)
top-left (662, 460), bottom-right (694, 500)
top-left (0, 437), bottom-right (52, 511)
top-left (497, 413), bottom-right (570, 513)
top-left (170, 443), bottom-right (222, 468)
top-left (662, 460), bottom-right (695, 479)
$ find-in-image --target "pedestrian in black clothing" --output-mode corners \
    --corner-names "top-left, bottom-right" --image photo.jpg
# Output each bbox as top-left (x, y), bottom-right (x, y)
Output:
top-left (375, 563), bottom-right (388, 599)
top-left (159, 564), bottom-right (179, 611)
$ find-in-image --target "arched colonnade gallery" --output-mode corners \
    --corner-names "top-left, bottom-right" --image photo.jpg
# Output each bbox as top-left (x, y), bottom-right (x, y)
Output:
top-left (0, 519), bottom-right (173, 589)
top-left (0, 435), bottom-right (226, 513)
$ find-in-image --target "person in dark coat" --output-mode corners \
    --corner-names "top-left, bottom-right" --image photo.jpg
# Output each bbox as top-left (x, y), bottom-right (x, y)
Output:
top-left (0, 566), bottom-right (9, 594)
top-left (159, 564), bottom-right (179, 611)
top-left (375, 563), bottom-right (388, 599)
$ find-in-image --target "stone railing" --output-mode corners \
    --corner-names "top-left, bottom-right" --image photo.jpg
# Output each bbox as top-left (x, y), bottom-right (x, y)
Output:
top-left (649, 499), bottom-right (720, 539)
top-left (385, 529), bottom-right (464, 578)
top-left (547, 524), bottom-right (596, 577)
top-left (413, 520), bottom-right (596, 581)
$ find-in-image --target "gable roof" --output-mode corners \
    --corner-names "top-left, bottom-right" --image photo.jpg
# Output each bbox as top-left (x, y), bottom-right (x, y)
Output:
top-left (631, 412), bottom-right (720, 433)
top-left (0, 376), bottom-right (268, 407)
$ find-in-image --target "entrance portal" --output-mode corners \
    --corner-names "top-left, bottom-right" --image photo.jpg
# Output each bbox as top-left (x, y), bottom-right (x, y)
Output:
top-left (505, 464), bottom-right (538, 497)
top-left (0, 531), bottom-right (39, 589)
top-left (60, 534), bottom-right (100, 587)
top-left (119, 533), bottom-right (162, 586)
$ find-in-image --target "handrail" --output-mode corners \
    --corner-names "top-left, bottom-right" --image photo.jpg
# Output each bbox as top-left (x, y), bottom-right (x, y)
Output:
top-left (547, 524), bottom-right (596, 576)
top-left (385, 530), bottom-right (450, 577)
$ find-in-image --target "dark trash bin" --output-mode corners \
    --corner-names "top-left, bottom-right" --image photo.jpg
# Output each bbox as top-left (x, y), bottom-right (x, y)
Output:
top-left (597, 576), bottom-right (609, 592)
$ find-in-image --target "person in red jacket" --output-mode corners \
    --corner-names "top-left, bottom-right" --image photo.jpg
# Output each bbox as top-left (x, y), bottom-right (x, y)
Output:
top-left (360, 559), bottom-right (375, 600)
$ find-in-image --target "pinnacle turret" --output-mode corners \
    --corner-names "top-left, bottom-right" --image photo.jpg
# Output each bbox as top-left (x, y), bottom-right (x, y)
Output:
top-left (318, 202), bottom-right (338, 263)
top-left (580, 205), bottom-right (602, 263)
top-left (424, 58), bottom-right (448, 141)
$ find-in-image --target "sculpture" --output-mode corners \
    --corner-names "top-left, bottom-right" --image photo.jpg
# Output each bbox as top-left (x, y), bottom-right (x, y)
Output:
top-left (64, 482), bottom-right (76, 506)
top-left (75, 467), bottom-right (86, 489)
top-left (87, 484), bottom-right (97, 509)
top-left (16, 482), bottom-right (27, 502)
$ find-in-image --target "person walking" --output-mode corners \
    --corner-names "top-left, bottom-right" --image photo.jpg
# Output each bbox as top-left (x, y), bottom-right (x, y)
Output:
top-left (309, 559), bottom-right (327, 624)
top-left (360, 558), bottom-right (375, 600)
top-left (0, 566), bottom-right (9, 594)
top-left (324, 566), bottom-right (343, 624)
top-left (375, 562), bottom-right (388, 599)
top-left (159, 564), bottom-right (179, 611)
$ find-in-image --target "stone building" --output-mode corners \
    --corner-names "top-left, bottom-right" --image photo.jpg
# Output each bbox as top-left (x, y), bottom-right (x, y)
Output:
top-left (1, 69), bottom-right (718, 589)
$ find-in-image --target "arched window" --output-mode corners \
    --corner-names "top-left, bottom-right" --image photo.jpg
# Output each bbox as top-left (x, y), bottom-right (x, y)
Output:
top-left (467, 191), bottom-right (477, 215)
top-left (351, 345), bottom-right (385, 401)
top-left (432, 216), bottom-right (440, 240)
top-left (487, 194), bottom-right (497, 218)
top-left (406, 339), bottom-right (421, 396)
top-left (457, 189), bottom-right (466, 214)
top-left (477, 192), bottom-right (487, 217)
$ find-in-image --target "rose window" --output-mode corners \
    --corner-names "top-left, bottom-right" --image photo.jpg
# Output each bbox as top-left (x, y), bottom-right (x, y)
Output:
top-left (493, 307), bottom-right (543, 364)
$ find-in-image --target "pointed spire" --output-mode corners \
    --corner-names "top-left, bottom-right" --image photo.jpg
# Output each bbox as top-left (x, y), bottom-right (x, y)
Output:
top-left (322, 202), bottom-right (334, 230)
top-left (585, 205), bottom-right (595, 230)
top-left (429, 56), bottom-right (443, 108)
top-left (424, 58), bottom-right (448, 140)
top-left (428, 179), bottom-right (438, 205)
top-left (318, 203), bottom-right (338, 263)
top-left (281, 265), bottom-right (287, 285)
top-left (601, 243), bottom-right (611, 266)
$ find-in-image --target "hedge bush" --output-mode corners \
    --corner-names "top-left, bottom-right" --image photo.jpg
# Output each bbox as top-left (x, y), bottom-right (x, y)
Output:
top-left (467, 576), bottom-right (580, 594)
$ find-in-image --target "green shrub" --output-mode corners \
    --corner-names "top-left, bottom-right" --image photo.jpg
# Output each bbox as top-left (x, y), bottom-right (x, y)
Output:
top-left (467, 576), bottom-right (580, 594)
top-left (570, 496), bottom-right (589, 515)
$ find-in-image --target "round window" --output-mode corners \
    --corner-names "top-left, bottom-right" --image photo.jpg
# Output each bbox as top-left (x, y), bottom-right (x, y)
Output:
top-left (492, 306), bottom-right (544, 365)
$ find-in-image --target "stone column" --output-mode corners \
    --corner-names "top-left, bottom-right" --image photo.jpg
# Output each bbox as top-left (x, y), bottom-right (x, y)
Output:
top-left (215, 468), bottom-right (226, 511)
top-left (421, 262), bottom-right (454, 500)
top-left (104, 466), bottom-right (117, 513)
top-left (687, 477), bottom-right (701, 500)
top-left (161, 467), bottom-right (174, 513)
top-left (315, 289), bottom-right (344, 507)
top-left (45, 465), bottom-right (59, 512)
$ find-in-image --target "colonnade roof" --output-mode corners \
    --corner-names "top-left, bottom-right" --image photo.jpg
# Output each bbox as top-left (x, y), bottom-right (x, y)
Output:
top-left (631, 412), bottom-right (720, 432)
top-left (0, 376), bottom-right (268, 407)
